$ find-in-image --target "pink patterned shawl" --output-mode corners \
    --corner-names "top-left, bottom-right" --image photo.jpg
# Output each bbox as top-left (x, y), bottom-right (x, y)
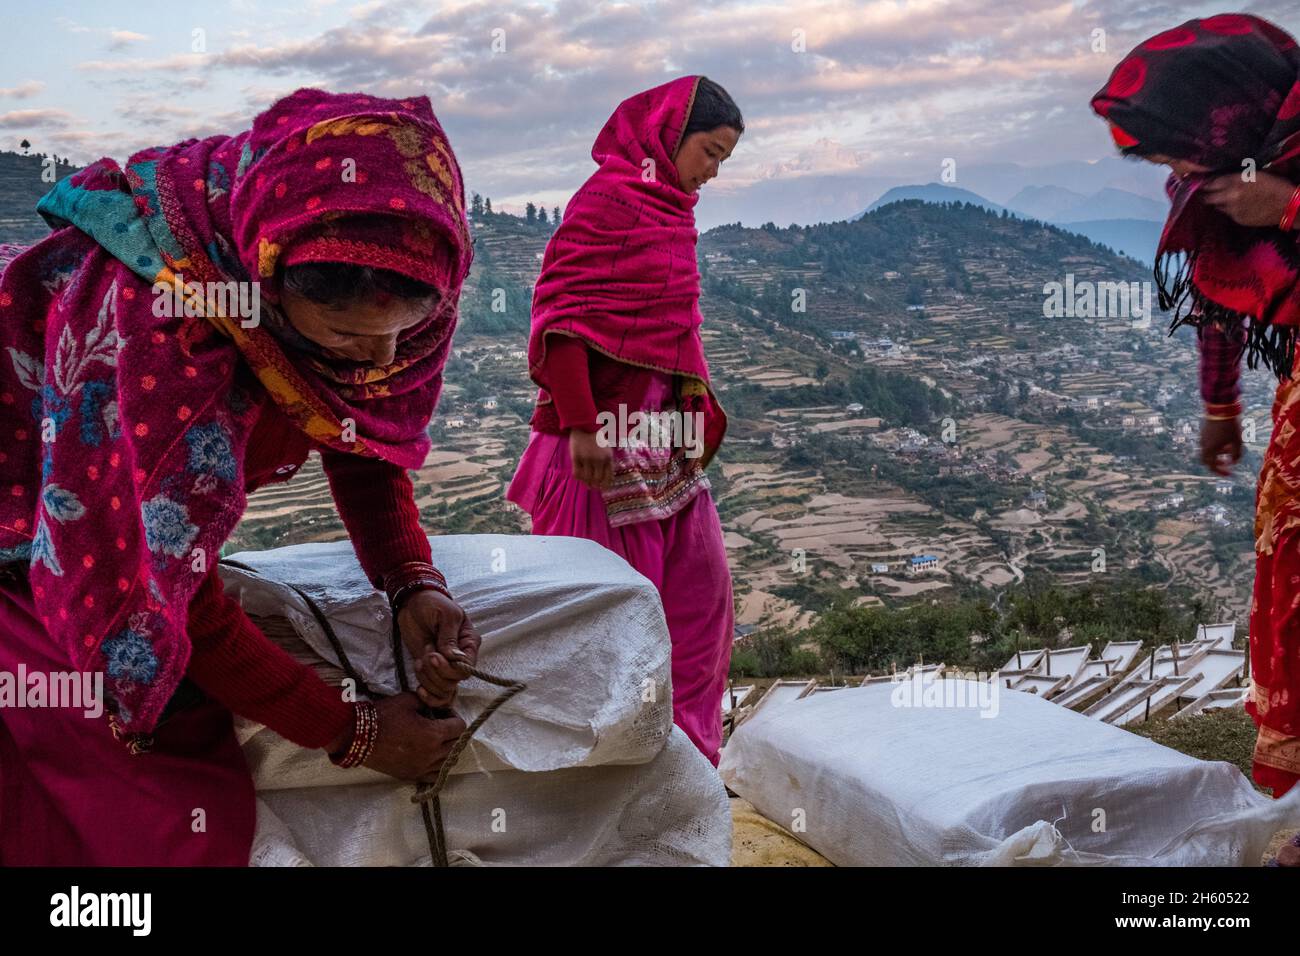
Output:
top-left (0, 88), bottom-right (472, 732)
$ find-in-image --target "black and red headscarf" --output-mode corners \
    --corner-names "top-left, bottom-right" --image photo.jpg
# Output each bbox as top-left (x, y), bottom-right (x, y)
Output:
top-left (1091, 14), bottom-right (1300, 378)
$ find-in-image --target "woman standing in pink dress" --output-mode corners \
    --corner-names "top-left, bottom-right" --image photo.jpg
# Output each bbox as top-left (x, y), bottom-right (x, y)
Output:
top-left (507, 76), bottom-right (742, 765)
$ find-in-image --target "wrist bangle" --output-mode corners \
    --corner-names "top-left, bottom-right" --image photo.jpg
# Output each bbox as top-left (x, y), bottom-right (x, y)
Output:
top-left (1279, 184), bottom-right (1300, 233)
top-left (328, 701), bottom-right (378, 769)
top-left (382, 560), bottom-right (446, 584)
top-left (382, 562), bottom-right (451, 606)
top-left (390, 577), bottom-right (453, 612)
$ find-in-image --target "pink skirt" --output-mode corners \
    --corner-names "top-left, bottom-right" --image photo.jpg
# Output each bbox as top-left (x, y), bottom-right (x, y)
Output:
top-left (508, 431), bottom-right (734, 765)
top-left (0, 570), bottom-right (255, 865)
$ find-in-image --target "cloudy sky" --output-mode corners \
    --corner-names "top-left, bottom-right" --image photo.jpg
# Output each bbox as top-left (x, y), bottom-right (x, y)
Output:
top-left (2, 0), bottom-right (1296, 226)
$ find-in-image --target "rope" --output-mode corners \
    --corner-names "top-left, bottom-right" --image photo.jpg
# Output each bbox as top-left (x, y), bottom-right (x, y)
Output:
top-left (387, 610), bottom-right (526, 865)
top-left (219, 557), bottom-right (527, 867)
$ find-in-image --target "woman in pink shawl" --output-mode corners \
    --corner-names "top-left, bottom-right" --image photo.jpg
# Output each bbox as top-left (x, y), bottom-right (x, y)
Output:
top-left (507, 76), bottom-right (742, 765)
top-left (0, 89), bottom-right (481, 864)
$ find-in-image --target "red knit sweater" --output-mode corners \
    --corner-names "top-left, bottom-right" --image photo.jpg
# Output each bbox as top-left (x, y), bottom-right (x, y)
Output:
top-left (543, 335), bottom-right (600, 431)
top-left (531, 335), bottom-right (663, 434)
top-left (185, 394), bottom-right (433, 750)
top-left (1199, 320), bottom-right (1246, 409)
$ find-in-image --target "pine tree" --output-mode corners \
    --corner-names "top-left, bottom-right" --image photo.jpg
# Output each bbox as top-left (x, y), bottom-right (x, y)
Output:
top-left (484, 197), bottom-right (493, 214)
top-left (525, 202), bottom-right (536, 223)
top-left (553, 205), bottom-right (561, 225)
top-left (471, 192), bottom-right (483, 216)
top-left (538, 206), bottom-right (548, 224)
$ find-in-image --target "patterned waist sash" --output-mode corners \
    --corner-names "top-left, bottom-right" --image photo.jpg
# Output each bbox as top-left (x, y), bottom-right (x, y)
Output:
top-left (602, 441), bottom-right (710, 527)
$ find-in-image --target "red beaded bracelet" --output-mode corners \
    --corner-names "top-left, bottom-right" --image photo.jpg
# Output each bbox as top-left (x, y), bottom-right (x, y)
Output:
top-left (382, 561), bottom-right (448, 590)
top-left (383, 561), bottom-right (453, 611)
top-left (1280, 184), bottom-right (1300, 233)
top-left (385, 560), bottom-right (444, 579)
top-left (390, 577), bottom-right (454, 612)
top-left (328, 700), bottom-right (378, 768)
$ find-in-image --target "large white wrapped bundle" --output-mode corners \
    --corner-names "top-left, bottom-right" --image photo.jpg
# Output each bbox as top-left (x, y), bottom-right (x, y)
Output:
top-left (720, 679), bottom-right (1300, 866)
top-left (221, 534), bottom-right (673, 775)
top-left (251, 730), bottom-right (726, 867)
top-left (219, 534), bottom-right (731, 867)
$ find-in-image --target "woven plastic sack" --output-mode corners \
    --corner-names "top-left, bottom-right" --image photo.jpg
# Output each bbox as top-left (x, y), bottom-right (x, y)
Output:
top-left (220, 534), bottom-right (673, 774)
top-left (218, 534), bottom-right (731, 866)
top-left (720, 679), bottom-right (1300, 866)
top-left (251, 729), bottom-right (727, 866)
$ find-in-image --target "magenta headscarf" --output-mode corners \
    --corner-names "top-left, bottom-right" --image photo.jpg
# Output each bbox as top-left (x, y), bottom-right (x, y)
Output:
top-left (526, 75), bottom-right (727, 463)
top-left (0, 88), bottom-right (472, 732)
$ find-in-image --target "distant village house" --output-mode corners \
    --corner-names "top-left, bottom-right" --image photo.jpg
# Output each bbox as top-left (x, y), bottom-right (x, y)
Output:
top-left (907, 555), bottom-right (939, 575)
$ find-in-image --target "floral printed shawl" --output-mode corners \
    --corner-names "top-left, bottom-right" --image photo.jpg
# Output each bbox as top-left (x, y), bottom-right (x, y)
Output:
top-left (0, 88), bottom-right (472, 732)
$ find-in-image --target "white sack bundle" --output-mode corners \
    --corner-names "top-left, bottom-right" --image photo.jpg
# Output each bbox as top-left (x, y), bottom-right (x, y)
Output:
top-left (720, 679), bottom-right (1300, 866)
top-left (251, 729), bottom-right (729, 867)
top-left (220, 534), bottom-right (673, 775)
top-left (218, 534), bottom-right (731, 867)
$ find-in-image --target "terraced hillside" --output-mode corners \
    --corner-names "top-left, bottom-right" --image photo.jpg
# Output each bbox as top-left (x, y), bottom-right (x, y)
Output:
top-left (233, 204), bottom-right (1264, 628)
top-left (0, 183), bottom-right (1258, 630)
top-left (0, 151), bottom-right (78, 244)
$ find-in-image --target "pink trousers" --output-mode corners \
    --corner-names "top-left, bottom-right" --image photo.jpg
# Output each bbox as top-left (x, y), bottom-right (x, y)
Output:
top-left (508, 431), bottom-right (735, 765)
top-left (0, 570), bottom-right (255, 865)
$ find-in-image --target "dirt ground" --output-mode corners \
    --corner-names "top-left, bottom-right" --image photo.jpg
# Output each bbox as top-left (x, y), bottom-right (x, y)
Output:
top-left (729, 798), bottom-right (833, 866)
